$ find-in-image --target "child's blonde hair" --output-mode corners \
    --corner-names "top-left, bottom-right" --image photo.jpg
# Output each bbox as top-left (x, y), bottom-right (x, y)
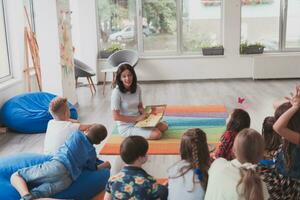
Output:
top-left (49, 97), bottom-right (68, 119)
top-left (235, 128), bottom-right (265, 200)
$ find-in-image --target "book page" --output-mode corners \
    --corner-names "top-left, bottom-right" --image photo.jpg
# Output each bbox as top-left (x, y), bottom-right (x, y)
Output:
top-left (135, 105), bottom-right (166, 128)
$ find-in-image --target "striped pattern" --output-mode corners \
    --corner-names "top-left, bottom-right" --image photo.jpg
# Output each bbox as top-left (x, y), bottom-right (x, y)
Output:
top-left (100, 105), bottom-right (227, 155)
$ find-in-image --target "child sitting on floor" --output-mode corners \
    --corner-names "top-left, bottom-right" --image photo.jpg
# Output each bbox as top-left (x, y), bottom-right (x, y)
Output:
top-left (205, 128), bottom-right (269, 200)
top-left (11, 124), bottom-right (110, 200)
top-left (104, 135), bottom-right (168, 200)
top-left (261, 116), bottom-right (282, 160)
top-left (214, 108), bottom-right (250, 160)
top-left (44, 97), bottom-right (93, 154)
top-left (168, 128), bottom-right (210, 200)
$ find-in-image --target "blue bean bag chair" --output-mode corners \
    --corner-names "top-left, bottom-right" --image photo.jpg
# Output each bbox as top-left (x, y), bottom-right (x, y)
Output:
top-left (0, 153), bottom-right (110, 200)
top-left (0, 92), bottom-right (78, 133)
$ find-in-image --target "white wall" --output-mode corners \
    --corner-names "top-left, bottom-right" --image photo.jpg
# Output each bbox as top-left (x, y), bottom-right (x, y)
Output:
top-left (70, 0), bottom-right (98, 83)
top-left (34, 0), bottom-right (62, 96)
top-left (253, 54), bottom-right (300, 79)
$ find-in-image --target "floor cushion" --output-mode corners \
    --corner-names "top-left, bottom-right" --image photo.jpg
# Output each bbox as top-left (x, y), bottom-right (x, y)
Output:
top-left (0, 92), bottom-right (78, 133)
top-left (0, 153), bottom-right (110, 200)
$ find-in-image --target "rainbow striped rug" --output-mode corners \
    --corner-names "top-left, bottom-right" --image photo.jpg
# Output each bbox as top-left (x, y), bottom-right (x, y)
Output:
top-left (100, 105), bottom-right (227, 155)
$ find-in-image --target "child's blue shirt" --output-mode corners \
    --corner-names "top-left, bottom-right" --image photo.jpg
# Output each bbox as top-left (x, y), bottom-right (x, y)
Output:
top-left (52, 131), bottom-right (97, 180)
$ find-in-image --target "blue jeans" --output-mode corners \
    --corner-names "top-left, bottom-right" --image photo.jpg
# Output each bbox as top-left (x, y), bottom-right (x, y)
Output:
top-left (18, 160), bottom-right (72, 198)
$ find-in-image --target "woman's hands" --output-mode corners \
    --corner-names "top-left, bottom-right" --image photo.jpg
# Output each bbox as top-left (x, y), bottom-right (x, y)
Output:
top-left (136, 113), bottom-right (150, 122)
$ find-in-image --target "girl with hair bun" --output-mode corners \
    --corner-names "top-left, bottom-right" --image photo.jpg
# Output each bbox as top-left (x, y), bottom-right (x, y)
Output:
top-left (168, 128), bottom-right (210, 200)
top-left (205, 128), bottom-right (269, 200)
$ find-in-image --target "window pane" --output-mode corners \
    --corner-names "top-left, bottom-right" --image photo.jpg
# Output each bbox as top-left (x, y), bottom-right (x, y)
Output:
top-left (286, 0), bottom-right (300, 48)
top-left (142, 0), bottom-right (177, 53)
top-left (241, 0), bottom-right (280, 51)
top-left (182, 0), bottom-right (222, 52)
top-left (97, 0), bottom-right (137, 54)
top-left (0, 1), bottom-right (10, 80)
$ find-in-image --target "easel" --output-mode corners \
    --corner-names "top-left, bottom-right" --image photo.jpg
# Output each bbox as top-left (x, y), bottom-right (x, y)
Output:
top-left (23, 7), bottom-right (42, 91)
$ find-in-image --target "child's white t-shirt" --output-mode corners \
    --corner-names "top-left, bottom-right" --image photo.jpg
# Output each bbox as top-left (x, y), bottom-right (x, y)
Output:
top-left (44, 120), bottom-right (80, 155)
top-left (204, 158), bottom-right (269, 200)
top-left (168, 160), bottom-right (205, 200)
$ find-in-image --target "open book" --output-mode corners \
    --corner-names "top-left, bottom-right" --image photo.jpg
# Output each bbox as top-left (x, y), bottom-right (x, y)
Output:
top-left (135, 105), bottom-right (167, 128)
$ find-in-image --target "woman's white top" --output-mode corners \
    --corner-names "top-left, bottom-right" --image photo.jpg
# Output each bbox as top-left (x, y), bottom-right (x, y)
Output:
top-left (168, 160), bottom-right (205, 200)
top-left (205, 158), bottom-right (269, 200)
top-left (111, 85), bottom-right (142, 126)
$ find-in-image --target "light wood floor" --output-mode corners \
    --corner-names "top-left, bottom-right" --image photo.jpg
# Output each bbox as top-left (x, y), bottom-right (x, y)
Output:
top-left (0, 79), bottom-right (299, 177)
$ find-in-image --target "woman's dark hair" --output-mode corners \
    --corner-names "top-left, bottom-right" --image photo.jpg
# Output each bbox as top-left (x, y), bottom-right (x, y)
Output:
top-left (274, 102), bottom-right (300, 169)
top-left (115, 63), bottom-right (137, 93)
top-left (173, 128), bottom-right (210, 190)
top-left (120, 136), bottom-right (148, 164)
top-left (262, 116), bottom-right (282, 151)
top-left (236, 128), bottom-right (265, 200)
top-left (226, 109), bottom-right (251, 133)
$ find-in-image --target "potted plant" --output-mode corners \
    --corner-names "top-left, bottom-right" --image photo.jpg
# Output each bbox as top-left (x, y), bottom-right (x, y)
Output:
top-left (202, 45), bottom-right (224, 56)
top-left (99, 42), bottom-right (123, 58)
top-left (240, 42), bottom-right (265, 54)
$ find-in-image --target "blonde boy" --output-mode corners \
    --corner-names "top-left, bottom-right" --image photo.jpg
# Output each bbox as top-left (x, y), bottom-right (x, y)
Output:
top-left (44, 97), bottom-right (92, 154)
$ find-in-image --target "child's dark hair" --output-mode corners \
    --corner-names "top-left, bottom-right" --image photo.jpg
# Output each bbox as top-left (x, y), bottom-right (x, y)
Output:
top-left (262, 116), bottom-right (282, 151)
top-left (175, 128), bottom-right (210, 190)
top-left (236, 128), bottom-right (265, 200)
top-left (87, 124), bottom-right (107, 145)
top-left (226, 108), bottom-right (250, 132)
top-left (275, 102), bottom-right (300, 169)
top-left (120, 136), bottom-right (148, 164)
top-left (115, 64), bottom-right (137, 93)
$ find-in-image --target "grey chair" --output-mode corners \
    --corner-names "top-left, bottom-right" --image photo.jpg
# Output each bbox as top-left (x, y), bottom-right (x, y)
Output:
top-left (101, 49), bottom-right (139, 95)
top-left (74, 59), bottom-right (96, 94)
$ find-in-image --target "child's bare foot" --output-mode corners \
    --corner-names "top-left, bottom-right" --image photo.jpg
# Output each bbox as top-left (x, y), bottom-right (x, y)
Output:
top-left (157, 121), bottom-right (168, 132)
top-left (97, 161), bottom-right (111, 169)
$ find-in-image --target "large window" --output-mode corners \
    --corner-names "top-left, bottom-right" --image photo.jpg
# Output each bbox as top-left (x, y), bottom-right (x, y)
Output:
top-left (0, 0), bottom-right (11, 81)
top-left (286, 0), bottom-right (300, 48)
top-left (96, 0), bottom-right (223, 56)
top-left (97, 0), bottom-right (137, 51)
top-left (142, 0), bottom-right (177, 53)
top-left (182, 0), bottom-right (222, 52)
top-left (241, 0), bottom-right (280, 51)
top-left (241, 0), bottom-right (300, 51)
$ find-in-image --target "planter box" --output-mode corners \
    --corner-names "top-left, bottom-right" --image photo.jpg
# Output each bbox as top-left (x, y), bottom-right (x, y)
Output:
top-left (202, 47), bottom-right (224, 56)
top-left (240, 46), bottom-right (264, 54)
top-left (99, 50), bottom-right (113, 59)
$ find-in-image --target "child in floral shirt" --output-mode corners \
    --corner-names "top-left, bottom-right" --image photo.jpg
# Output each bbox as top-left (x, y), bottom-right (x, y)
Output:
top-left (104, 136), bottom-right (167, 200)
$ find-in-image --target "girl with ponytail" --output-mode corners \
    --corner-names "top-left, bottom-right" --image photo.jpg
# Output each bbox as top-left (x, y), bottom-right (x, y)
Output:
top-left (168, 128), bottom-right (210, 200)
top-left (205, 128), bottom-right (269, 200)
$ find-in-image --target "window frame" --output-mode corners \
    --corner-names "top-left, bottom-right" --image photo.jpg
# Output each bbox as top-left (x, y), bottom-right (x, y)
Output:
top-left (240, 0), bottom-right (300, 53)
top-left (0, 0), bottom-right (12, 83)
top-left (96, 0), bottom-right (224, 57)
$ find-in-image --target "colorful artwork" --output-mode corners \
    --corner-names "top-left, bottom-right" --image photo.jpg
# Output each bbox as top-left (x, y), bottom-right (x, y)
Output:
top-left (56, 0), bottom-right (74, 74)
